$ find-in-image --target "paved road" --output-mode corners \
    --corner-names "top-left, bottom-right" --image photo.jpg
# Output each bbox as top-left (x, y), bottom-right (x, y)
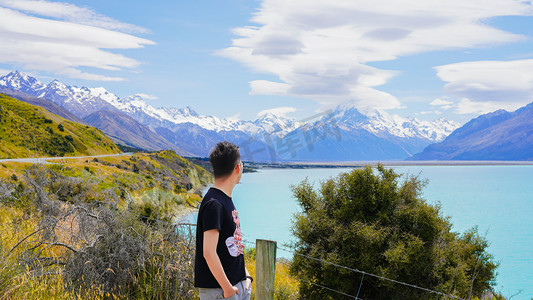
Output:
top-left (0, 152), bottom-right (133, 164)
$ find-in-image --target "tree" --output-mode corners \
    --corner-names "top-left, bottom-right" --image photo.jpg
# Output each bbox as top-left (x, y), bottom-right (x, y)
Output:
top-left (290, 165), bottom-right (498, 300)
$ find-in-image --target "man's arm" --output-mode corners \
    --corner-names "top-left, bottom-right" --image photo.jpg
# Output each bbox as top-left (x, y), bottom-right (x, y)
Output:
top-left (203, 229), bottom-right (239, 298)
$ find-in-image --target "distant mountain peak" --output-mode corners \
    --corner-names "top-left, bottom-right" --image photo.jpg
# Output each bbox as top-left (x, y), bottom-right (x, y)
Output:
top-left (256, 111), bottom-right (288, 121)
top-left (410, 101), bottom-right (533, 161)
top-left (5, 70), bottom-right (29, 79)
top-left (166, 106), bottom-right (199, 117)
top-left (0, 71), bottom-right (46, 92)
top-left (327, 105), bottom-right (460, 142)
top-left (47, 79), bottom-right (67, 88)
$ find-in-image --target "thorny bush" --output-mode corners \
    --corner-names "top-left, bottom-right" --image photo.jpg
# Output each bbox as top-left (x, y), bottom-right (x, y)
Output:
top-left (2, 164), bottom-right (198, 299)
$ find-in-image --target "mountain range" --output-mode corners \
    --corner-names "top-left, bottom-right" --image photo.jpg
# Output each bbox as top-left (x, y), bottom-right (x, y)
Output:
top-left (410, 102), bottom-right (533, 160)
top-left (1, 71), bottom-right (462, 161)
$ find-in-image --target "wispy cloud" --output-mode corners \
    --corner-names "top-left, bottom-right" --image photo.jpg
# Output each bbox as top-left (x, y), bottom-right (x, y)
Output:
top-left (135, 93), bottom-right (158, 100)
top-left (436, 59), bottom-right (533, 114)
top-left (0, 1), bottom-right (155, 81)
top-left (257, 106), bottom-right (297, 117)
top-left (0, 68), bottom-right (12, 76)
top-left (0, 0), bottom-right (148, 33)
top-left (219, 0), bottom-right (532, 111)
top-left (430, 98), bottom-right (454, 110)
top-left (418, 110), bottom-right (443, 115)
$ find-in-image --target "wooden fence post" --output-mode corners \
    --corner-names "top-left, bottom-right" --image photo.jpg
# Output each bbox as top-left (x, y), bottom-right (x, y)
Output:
top-left (256, 239), bottom-right (277, 300)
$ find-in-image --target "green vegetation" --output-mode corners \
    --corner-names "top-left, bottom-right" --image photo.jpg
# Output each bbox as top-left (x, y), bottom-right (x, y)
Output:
top-left (290, 165), bottom-right (499, 299)
top-left (0, 150), bottom-right (212, 299)
top-left (0, 94), bottom-right (120, 158)
top-left (1, 150), bottom-right (212, 221)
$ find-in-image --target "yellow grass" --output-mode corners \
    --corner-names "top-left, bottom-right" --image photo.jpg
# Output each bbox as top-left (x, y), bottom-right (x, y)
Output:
top-left (245, 254), bottom-right (299, 299)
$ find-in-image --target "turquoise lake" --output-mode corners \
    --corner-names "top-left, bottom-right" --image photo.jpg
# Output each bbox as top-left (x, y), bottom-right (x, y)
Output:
top-left (187, 165), bottom-right (533, 298)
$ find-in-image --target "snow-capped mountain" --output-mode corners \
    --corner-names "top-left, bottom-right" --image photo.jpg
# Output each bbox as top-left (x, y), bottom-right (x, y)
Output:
top-left (410, 102), bottom-right (533, 160)
top-left (0, 71), bottom-right (461, 160)
top-left (0, 71), bottom-right (47, 94)
top-left (331, 105), bottom-right (459, 142)
top-left (265, 106), bottom-right (461, 161)
top-left (105, 94), bottom-right (300, 137)
top-left (0, 71), bottom-right (119, 118)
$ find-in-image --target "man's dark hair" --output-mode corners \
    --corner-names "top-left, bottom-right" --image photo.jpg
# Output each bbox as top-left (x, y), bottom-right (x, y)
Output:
top-left (208, 141), bottom-right (241, 178)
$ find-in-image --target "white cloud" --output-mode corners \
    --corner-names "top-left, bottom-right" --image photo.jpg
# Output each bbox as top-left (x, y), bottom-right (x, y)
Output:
top-left (430, 98), bottom-right (454, 109)
top-left (219, 0), bottom-right (533, 110)
top-left (418, 110), bottom-right (443, 115)
top-left (250, 80), bottom-right (290, 96)
top-left (0, 68), bottom-right (12, 76)
top-left (430, 98), bottom-right (453, 106)
top-left (436, 59), bottom-right (533, 113)
top-left (257, 106), bottom-right (297, 117)
top-left (0, 3), bottom-right (155, 81)
top-left (135, 93), bottom-right (158, 100)
top-left (455, 98), bottom-right (515, 114)
top-left (227, 113), bottom-right (241, 121)
top-left (0, 0), bottom-right (148, 33)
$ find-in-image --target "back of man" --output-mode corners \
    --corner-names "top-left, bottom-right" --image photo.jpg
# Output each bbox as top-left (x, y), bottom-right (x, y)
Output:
top-left (194, 141), bottom-right (252, 300)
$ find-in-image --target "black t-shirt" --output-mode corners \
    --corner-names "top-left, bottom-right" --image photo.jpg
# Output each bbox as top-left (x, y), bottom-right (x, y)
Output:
top-left (194, 187), bottom-right (246, 288)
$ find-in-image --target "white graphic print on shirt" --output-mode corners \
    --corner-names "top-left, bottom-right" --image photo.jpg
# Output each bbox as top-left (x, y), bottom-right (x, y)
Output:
top-left (225, 210), bottom-right (244, 257)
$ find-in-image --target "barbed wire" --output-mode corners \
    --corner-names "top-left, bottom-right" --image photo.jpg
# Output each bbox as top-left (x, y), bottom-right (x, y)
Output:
top-left (242, 239), bottom-right (362, 299)
top-left (177, 229), bottom-right (464, 300)
top-left (276, 244), bottom-right (464, 300)
top-left (278, 269), bottom-right (364, 300)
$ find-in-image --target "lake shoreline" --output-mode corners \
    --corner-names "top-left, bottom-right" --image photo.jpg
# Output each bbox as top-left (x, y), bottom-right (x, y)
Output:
top-left (246, 160), bottom-right (533, 169)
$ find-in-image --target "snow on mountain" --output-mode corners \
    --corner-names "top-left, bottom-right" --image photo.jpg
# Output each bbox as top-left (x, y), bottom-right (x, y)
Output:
top-left (410, 101), bottom-right (533, 160)
top-left (364, 111), bottom-right (459, 142)
top-left (0, 71), bottom-right (462, 160)
top-left (251, 112), bottom-right (301, 137)
top-left (0, 72), bottom-right (119, 117)
top-left (106, 94), bottom-right (233, 131)
top-left (329, 105), bottom-right (460, 143)
top-left (107, 94), bottom-right (300, 136)
top-left (0, 71), bottom-right (46, 94)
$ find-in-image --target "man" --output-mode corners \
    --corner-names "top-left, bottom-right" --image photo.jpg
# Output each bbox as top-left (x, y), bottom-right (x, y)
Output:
top-left (194, 141), bottom-right (252, 300)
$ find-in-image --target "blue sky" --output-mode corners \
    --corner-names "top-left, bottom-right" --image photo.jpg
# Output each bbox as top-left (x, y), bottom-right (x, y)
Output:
top-left (1, 0), bottom-right (533, 124)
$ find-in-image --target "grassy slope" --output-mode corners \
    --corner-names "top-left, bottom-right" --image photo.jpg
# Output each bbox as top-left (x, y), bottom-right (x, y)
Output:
top-left (0, 150), bottom-right (213, 299)
top-left (0, 93), bottom-right (120, 158)
top-left (0, 150), bottom-right (212, 220)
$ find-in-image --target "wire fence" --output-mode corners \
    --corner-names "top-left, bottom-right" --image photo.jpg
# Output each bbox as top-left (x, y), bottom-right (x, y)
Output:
top-left (176, 222), bottom-right (464, 300)
top-left (242, 238), bottom-right (464, 300)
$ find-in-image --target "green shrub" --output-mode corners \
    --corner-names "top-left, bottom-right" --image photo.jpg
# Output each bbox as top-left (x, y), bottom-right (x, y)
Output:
top-left (291, 165), bottom-right (498, 300)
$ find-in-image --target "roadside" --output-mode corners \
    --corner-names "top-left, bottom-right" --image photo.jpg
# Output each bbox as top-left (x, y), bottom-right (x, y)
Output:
top-left (0, 152), bottom-right (133, 164)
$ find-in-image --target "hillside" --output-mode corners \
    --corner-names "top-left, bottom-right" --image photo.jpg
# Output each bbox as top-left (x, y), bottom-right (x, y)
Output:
top-left (0, 93), bottom-right (120, 158)
top-left (409, 102), bottom-right (533, 160)
top-left (0, 87), bottom-right (84, 123)
top-left (0, 149), bottom-right (212, 220)
top-left (0, 149), bottom-right (213, 298)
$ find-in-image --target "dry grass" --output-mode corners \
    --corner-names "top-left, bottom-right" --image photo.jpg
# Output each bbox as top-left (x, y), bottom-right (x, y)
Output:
top-left (0, 151), bottom-right (211, 299)
top-left (245, 249), bottom-right (299, 300)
